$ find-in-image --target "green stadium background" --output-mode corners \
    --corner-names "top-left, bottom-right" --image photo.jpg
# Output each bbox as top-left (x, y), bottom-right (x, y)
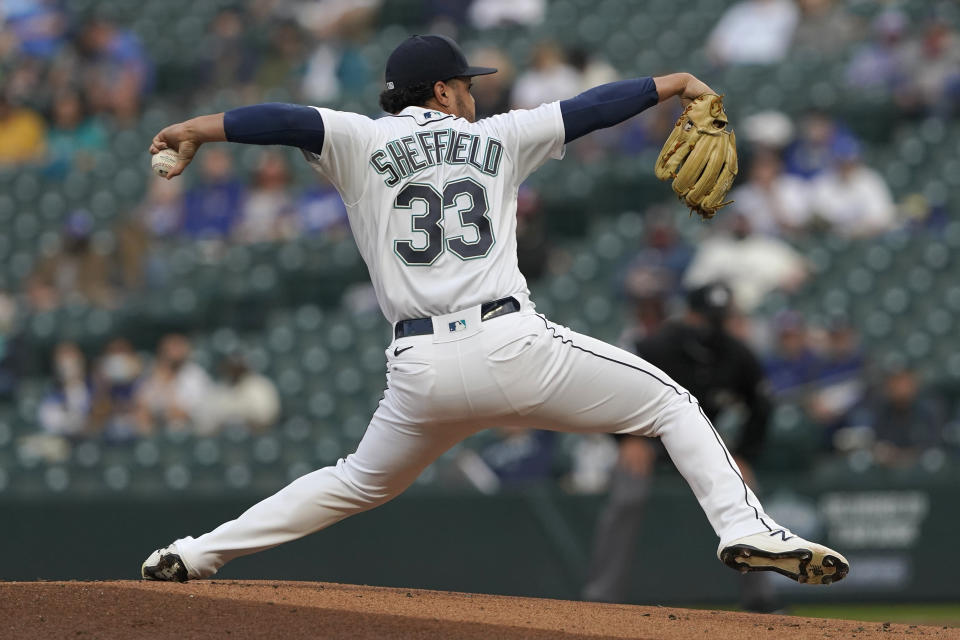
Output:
top-left (0, 0), bottom-right (958, 610)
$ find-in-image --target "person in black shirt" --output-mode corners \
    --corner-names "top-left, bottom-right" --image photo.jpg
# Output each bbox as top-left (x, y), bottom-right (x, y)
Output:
top-left (583, 281), bottom-right (778, 611)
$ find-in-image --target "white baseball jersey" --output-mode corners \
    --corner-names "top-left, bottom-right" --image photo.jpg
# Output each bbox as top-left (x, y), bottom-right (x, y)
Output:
top-left (301, 103), bottom-right (565, 323)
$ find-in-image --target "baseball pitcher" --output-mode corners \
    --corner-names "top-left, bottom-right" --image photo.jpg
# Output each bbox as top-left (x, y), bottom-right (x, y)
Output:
top-left (142, 35), bottom-right (848, 587)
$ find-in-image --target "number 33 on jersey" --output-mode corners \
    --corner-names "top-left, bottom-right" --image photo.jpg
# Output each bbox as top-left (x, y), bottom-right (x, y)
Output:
top-left (300, 102), bottom-right (566, 325)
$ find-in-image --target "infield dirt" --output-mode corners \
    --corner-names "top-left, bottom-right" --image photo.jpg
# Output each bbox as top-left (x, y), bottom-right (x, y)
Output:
top-left (1, 580), bottom-right (957, 639)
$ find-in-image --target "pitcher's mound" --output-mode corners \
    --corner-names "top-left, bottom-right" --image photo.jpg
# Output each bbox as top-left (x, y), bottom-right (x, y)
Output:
top-left (0, 580), bottom-right (954, 639)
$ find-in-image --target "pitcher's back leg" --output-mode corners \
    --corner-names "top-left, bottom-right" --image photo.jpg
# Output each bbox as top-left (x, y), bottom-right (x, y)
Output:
top-left (170, 405), bottom-right (474, 579)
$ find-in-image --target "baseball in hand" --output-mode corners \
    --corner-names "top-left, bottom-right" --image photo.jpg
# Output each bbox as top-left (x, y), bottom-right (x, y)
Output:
top-left (151, 148), bottom-right (180, 178)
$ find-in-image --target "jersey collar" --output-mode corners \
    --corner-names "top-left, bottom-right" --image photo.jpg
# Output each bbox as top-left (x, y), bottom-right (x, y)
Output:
top-left (396, 106), bottom-right (455, 125)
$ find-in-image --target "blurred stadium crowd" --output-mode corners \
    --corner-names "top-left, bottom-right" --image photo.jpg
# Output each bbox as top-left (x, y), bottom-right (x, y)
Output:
top-left (0, 0), bottom-right (959, 496)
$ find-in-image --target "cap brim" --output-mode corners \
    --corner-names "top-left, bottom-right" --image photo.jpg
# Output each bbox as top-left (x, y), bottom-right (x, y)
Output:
top-left (462, 66), bottom-right (498, 77)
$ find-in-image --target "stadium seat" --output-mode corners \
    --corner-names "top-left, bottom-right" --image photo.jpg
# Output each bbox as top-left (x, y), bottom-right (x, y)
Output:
top-left (193, 438), bottom-right (222, 467)
top-left (163, 463), bottom-right (193, 491)
top-left (223, 462), bottom-right (253, 490)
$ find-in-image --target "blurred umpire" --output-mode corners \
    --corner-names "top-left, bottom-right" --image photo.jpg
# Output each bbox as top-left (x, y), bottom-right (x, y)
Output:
top-left (583, 282), bottom-right (778, 612)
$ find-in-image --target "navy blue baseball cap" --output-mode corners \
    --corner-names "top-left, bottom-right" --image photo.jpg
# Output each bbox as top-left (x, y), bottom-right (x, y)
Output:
top-left (385, 35), bottom-right (497, 90)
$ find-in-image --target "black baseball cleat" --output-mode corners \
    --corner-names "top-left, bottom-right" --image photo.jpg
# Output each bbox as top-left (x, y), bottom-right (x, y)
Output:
top-left (141, 546), bottom-right (190, 582)
top-left (718, 530), bottom-right (850, 585)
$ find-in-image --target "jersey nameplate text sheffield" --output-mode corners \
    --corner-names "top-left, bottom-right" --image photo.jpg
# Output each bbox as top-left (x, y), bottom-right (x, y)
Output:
top-left (370, 130), bottom-right (503, 186)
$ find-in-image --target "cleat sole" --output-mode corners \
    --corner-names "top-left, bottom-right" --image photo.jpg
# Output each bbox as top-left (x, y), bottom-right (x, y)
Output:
top-left (719, 544), bottom-right (849, 586)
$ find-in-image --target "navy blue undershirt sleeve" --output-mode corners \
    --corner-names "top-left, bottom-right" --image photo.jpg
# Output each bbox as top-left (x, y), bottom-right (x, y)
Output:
top-left (559, 77), bottom-right (658, 144)
top-left (223, 103), bottom-right (326, 155)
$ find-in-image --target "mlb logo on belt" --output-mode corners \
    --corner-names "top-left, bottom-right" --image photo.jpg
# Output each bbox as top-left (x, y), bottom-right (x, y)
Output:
top-left (448, 319), bottom-right (467, 332)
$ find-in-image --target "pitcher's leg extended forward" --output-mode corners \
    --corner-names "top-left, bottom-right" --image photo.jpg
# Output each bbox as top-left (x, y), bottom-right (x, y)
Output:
top-left (497, 314), bottom-right (771, 544)
top-left (499, 314), bottom-right (848, 585)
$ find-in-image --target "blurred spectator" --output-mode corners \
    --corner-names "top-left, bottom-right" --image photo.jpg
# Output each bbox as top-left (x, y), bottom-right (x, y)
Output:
top-left (306, 43), bottom-right (373, 104)
top-left (201, 8), bottom-right (257, 91)
top-left (849, 366), bottom-right (945, 468)
top-left (479, 428), bottom-right (557, 488)
top-left (114, 216), bottom-right (150, 292)
top-left (763, 311), bottom-right (823, 396)
top-left (27, 211), bottom-right (116, 310)
top-left (791, 0), bottom-right (860, 57)
top-left (38, 342), bottom-right (93, 438)
top-left (301, 41), bottom-right (342, 104)
top-left (707, 0), bottom-right (799, 66)
top-left (449, 428), bottom-right (557, 494)
top-left (0, 19), bottom-right (14, 59)
top-left (137, 174), bottom-right (185, 239)
top-left (135, 334), bottom-right (213, 433)
top-left (234, 150), bottom-right (297, 243)
top-left (896, 18), bottom-right (960, 113)
top-left (334, 45), bottom-right (371, 100)
top-left (845, 10), bottom-right (909, 92)
top-left (568, 48), bottom-right (617, 92)
top-left (423, 0), bottom-right (472, 28)
top-left (115, 178), bottom-right (185, 290)
top-left (809, 139), bottom-right (897, 237)
top-left (77, 17), bottom-right (152, 122)
top-left (815, 320), bottom-right (866, 391)
top-left (255, 20), bottom-right (308, 98)
top-left (621, 213), bottom-right (693, 298)
top-left (1, 0), bottom-right (67, 58)
top-left (43, 89), bottom-right (106, 176)
top-left (615, 103), bottom-right (679, 156)
top-left (562, 434), bottom-right (619, 494)
top-left (2, 53), bottom-right (47, 105)
top-left (618, 280), bottom-right (669, 347)
top-left (182, 147), bottom-right (244, 239)
top-left (468, 0), bottom-right (545, 29)
top-left (806, 319), bottom-right (867, 443)
top-left (740, 110), bottom-right (795, 151)
top-left (636, 229), bottom-right (690, 290)
top-left (197, 353), bottom-right (280, 435)
top-left (683, 214), bottom-right (808, 312)
top-left (0, 90), bottom-right (46, 165)
top-left (90, 338), bottom-right (144, 442)
top-left (470, 47), bottom-right (515, 118)
top-left (296, 178), bottom-right (349, 236)
top-left (297, 1), bottom-right (378, 102)
top-left (42, 45), bottom-right (85, 105)
top-left (294, 0), bottom-right (380, 40)
top-left (730, 148), bottom-right (812, 237)
top-left (783, 111), bottom-right (860, 180)
top-left (510, 41), bottom-right (580, 109)
top-left (244, 0), bottom-right (287, 24)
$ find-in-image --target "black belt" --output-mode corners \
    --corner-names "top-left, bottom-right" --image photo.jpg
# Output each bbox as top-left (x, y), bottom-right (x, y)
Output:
top-left (394, 296), bottom-right (521, 339)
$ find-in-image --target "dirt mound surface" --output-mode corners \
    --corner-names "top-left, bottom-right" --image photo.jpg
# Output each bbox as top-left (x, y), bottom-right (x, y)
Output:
top-left (1, 580), bottom-right (956, 639)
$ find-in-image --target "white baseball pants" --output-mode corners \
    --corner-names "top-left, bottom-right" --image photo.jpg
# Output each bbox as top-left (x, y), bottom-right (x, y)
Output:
top-left (175, 296), bottom-right (774, 578)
